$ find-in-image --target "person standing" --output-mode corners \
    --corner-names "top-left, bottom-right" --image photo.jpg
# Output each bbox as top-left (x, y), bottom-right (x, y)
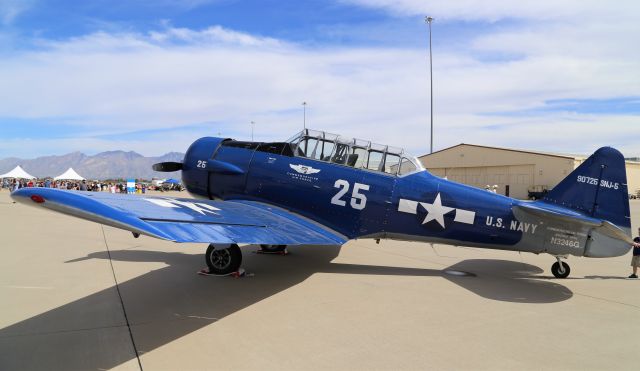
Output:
top-left (630, 228), bottom-right (640, 279)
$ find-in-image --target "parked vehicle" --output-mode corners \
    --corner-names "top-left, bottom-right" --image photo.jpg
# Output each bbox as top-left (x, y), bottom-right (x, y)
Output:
top-left (528, 185), bottom-right (550, 200)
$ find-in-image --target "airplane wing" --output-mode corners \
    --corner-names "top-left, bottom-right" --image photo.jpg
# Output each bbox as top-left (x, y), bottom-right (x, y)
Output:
top-left (513, 202), bottom-right (632, 243)
top-left (11, 188), bottom-right (347, 246)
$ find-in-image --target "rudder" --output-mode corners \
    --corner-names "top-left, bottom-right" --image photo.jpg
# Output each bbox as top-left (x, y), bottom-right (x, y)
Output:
top-left (542, 147), bottom-right (631, 230)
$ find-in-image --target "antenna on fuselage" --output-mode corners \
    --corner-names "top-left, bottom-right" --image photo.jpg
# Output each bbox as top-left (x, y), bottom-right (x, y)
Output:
top-left (302, 101), bottom-right (307, 130)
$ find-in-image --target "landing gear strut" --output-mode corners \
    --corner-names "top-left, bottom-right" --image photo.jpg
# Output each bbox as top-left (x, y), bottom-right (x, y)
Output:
top-left (551, 256), bottom-right (570, 279)
top-left (205, 244), bottom-right (242, 275)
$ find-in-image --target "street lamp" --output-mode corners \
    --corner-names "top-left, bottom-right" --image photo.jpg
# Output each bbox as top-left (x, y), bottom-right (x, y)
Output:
top-left (426, 16), bottom-right (434, 154)
top-left (302, 101), bottom-right (307, 130)
top-left (251, 121), bottom-right (255, 141)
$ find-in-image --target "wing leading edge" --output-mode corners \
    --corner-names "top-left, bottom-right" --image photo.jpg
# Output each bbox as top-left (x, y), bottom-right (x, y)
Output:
top-left (11, 188), bottom-right (347, 246)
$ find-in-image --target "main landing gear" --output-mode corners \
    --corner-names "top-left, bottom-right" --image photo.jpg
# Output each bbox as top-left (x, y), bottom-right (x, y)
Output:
top-left (551, 256), bottom-right (571, 279)
top-left (205, 243), bottom-right (242, 275)
top-left (258, 244), bottom-right (288, 255)
top-left (203, 243), bottom-right (289, 276)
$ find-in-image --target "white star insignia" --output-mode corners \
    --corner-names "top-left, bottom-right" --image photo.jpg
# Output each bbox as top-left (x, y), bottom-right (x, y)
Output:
top-left (398, 194), bottom-right (476, 227)
top-left (419, 193), bottom-right (454, 228)
top-left (145, 198), bottom-right (220, 215)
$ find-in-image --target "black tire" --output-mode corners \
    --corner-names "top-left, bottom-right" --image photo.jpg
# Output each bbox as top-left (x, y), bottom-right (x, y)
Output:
top-left (551, 261), bottom-right (570, 278)
top-left (530, 196), bottom-right (537, 201)
top-left (259, 244), bottom-right (287, 253)
top-left (205, 244), bottom-right (242, 275)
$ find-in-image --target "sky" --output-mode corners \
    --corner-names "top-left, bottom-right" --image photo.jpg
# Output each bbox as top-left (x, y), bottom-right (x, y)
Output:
top-left (0, 0), bottom-right (639, 159)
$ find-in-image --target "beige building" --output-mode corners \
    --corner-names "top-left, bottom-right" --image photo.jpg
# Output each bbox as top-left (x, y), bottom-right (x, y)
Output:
top-left (419, 144), bottom-right (640, 200)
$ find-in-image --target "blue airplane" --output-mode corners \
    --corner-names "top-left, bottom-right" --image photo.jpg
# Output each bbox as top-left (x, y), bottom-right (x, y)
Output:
top-left (11, 129), bottom-right (633, 278)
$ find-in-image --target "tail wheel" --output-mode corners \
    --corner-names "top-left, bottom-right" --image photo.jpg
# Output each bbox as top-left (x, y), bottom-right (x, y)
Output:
top-left (259, 244), bottom-right (287, 253)
top-left (551, 261), bottom-right (570, 279)
top-left (205, 244), bottom-right (242, 275)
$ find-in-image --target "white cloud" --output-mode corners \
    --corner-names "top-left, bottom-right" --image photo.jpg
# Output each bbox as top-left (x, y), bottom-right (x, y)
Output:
top-left (0, 13), bottom-right (638, 159)
top-left (148, 25), bottom-right (284, 47)
top-left (0, 0), bottom-right (33, 25)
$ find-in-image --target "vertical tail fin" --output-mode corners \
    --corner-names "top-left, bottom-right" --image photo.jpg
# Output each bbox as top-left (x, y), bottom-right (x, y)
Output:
top-left (542, 147), bottom-right (631, 230)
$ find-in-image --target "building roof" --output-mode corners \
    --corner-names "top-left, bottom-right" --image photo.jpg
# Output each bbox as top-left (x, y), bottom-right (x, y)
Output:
top-left (418, 143), bottom-right (586, 161)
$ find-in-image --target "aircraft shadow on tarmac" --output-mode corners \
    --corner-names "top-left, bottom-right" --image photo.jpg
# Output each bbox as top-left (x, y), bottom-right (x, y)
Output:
top-left (0, 245), bottom-right (572, 370)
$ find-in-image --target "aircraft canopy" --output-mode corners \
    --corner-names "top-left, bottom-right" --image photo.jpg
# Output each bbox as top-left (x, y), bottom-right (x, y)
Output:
top-left (0, 165), bottom-right (36, 179)
top-left (54, 168), bottom-right (85, 181)
top-left (286, 129), bottom-right (424, 176)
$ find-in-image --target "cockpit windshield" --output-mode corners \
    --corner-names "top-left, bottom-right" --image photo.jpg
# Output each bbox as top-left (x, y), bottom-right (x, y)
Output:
top-left (286, 129), bottom-right (424, 176)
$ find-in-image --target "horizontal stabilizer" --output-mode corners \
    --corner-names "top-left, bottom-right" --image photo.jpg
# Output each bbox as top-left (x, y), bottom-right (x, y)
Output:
top-left (514, 203), bottom-right (632, 243)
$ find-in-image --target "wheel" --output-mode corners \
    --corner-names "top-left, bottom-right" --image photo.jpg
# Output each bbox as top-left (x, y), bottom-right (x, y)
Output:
top-left (259, 244), bottom-right (287, 253)
top-left (205, 244), bottom-right (242, 275)
top-left (551, 261), bottom-right (570, 278)
top-left (530, 196), bottom-right (537, 201)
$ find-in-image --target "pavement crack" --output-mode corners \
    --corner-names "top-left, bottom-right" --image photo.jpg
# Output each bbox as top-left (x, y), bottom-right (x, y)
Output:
top-left (102, 226), bottom-right (144, 371)
top-left (573, 292), bottom-right (640, 310)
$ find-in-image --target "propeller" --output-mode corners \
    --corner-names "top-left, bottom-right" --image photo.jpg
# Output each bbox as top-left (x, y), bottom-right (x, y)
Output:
top-left (152, 162), bottom-right (183, 172)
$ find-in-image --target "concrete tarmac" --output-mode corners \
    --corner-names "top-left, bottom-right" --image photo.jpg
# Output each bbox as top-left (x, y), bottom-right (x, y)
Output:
top-left (1, 189), bottom-right (639, 370)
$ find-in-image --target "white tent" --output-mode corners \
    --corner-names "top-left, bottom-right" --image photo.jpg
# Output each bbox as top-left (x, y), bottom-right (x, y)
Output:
top-left (0, 165), bottom-right (36, 179)
top-left (54, 168), bottom-right (85, 181)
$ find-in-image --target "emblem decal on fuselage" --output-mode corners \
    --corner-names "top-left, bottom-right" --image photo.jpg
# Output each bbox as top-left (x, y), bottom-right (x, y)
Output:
top-left (398, 193), bottom-right (475, 229)
top-left (287, 164), bottom-right (321, 183)
top-left (144, 198), bottom-right (220, 215)
top-left (289, 164), bottom-right (321, 175)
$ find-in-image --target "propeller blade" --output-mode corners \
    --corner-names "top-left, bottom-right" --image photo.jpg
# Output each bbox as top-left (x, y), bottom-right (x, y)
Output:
top-left (152, 162), bottom-right (183, 172)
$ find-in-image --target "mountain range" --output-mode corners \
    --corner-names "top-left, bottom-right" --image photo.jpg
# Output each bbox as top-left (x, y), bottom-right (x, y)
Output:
top-left (0, 151), bottom-right (185, 180)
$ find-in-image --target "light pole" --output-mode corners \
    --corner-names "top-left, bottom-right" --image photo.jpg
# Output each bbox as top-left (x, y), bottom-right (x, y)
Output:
top-left (426, 16), bottom-right (434, 154)
top-left (251, 121), bottom-right (255, 141)
top-left (302, 101), bottom-right (307, 131)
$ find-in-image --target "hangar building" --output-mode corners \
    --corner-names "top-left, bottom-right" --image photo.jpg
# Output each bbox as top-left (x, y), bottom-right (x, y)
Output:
top-left (419, 144), bottom-right (640, 200)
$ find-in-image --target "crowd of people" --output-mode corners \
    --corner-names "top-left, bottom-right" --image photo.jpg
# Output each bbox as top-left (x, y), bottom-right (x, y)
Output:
top-left (0, 178), bottom-right (162, 194)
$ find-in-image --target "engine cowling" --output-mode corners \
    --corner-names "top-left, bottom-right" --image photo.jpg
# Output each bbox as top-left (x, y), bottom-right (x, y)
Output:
top-left (181, 137), bottom-right (226, 198)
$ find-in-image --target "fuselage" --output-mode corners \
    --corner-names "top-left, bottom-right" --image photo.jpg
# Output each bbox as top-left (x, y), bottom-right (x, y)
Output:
top-left (183, 138), bottom-right (574, 253)
top-left (179, 134), bottom-right (630, 259)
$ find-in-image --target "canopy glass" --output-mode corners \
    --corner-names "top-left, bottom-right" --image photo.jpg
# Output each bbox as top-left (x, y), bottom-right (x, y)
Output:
top-left (286, 129), bottom-right (424, 176)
